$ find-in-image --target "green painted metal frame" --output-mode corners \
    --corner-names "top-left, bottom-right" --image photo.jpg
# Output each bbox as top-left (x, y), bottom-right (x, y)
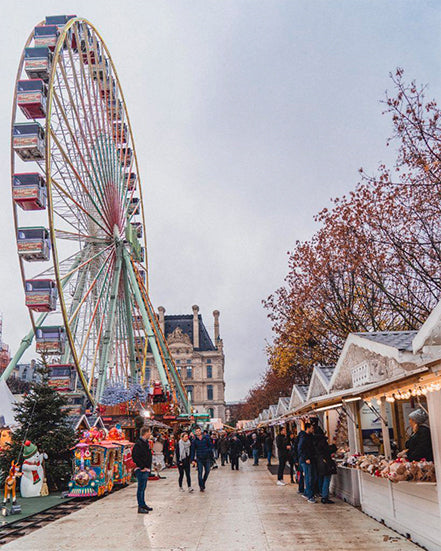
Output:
top-left (95, 243), bottom-right (123, 401)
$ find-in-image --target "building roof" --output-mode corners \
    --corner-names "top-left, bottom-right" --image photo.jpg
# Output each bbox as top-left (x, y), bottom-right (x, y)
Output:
top-left (315, 366), bottom-right (335, 384)
top-left (164, 314), bottom-right (216, 352)
top-left (354, 331), bottom-right (417, 352)
top-left (296, 385), bottom-right (309, 399)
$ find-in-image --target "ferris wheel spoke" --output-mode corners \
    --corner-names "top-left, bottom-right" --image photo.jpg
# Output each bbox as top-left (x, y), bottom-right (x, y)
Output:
top-left (67, 248), bottom-right (115, 325)
top-left (52, 88), bottom-right (113, 219)
top-left (77, 259), bottom-right (113, 364)
top-left (50, 154), bottom-right (112, 237)
top-left (60, 243), bottom-right (113, 282)
top-left (52, 84), bottom-right (114, 224)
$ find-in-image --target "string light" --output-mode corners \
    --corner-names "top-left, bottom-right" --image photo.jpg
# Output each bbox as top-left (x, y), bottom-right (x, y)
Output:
top-left (382, 379), bottom-right (441, 403)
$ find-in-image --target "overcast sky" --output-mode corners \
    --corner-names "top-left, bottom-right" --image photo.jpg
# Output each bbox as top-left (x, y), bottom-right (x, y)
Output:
top-left (1, 1), bottom-right (441, 401)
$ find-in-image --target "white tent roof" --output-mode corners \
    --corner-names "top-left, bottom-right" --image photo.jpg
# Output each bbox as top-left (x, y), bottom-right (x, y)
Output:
top-left (0, 381), bottom-right (16, 427)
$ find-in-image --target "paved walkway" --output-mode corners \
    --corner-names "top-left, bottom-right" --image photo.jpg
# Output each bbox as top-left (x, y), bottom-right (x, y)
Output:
top-left (4, 462), bottom-right (420, 551)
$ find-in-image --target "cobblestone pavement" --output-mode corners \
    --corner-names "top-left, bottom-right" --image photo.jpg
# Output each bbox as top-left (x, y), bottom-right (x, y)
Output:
top-left (3, 461), bottom-right (420, 551)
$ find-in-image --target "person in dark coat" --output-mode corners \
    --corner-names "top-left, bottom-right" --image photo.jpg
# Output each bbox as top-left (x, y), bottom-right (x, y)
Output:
top-left (229, 434), bottom-right (243, 470)
top-left (314, 432), bottom-right (337, 504)
top-left (297, 423), bottom-right (316, 502)
top-left (219, 433), bottom-right (230, 466)
top-left (264, 431), bottom-right (274, 466)
top-left (190, 427), bottom-right (214, 491)
top-left (405, 409), bottom-right (433, 461)
top-left (250, 433), bottom-right (260, 465)
top-left (132, 426), bottom-right (153, 513)
top-left (275, 426), bottom-right (291, 485)
top-left (288, 431), bottom-right (297, 484)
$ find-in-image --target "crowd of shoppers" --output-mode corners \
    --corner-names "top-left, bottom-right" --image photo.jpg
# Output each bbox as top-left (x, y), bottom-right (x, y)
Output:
top-left (132, 419), bottom-right (337, 514)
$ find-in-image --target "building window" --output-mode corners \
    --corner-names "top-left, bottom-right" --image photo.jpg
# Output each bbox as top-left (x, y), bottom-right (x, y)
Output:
top-left (207, 365), bottom-right (212, 378)
top-left (176, 359), bottom-right (180, 364)
top-left (146, 360), bottom-right (150, 366)
top-left (187, 359), bottom-right (192, 364)
top-left (186, 385), bottom-right (194, 399)
top-left (145, 368), bottom-right (151, 381)
top-left (207, 385), bottom-right (213, 400)
top-left (208, 407), bottom-right (214, 418)
top-left (187, 366), bottom-right (193, 379)
top-left (206, 359), bottom-right (211, 364)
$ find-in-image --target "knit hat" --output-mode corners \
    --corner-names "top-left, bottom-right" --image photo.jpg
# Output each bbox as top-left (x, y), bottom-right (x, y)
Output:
top-left (409, 408), bottom-right (429, 426)
top-left (23, 440), bottom-right (38, 459)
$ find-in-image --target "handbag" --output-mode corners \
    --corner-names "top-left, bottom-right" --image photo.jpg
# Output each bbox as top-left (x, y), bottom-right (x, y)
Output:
top-left (330, 459), bottom-right (337, 475)
top-left (240, 452), bottom-right (248, 462)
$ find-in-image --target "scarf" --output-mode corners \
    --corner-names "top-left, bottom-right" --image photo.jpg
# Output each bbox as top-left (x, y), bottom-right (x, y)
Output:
top-left (179, 439), bottom-right (191, 459)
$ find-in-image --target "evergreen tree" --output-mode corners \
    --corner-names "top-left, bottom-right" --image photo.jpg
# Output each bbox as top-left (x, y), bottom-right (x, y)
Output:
top-left (0, 367), bottom-right (77, 491)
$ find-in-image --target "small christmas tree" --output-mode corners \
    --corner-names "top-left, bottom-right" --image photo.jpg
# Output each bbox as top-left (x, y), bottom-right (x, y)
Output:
top-left (0, 366), bottom-right (76, 491)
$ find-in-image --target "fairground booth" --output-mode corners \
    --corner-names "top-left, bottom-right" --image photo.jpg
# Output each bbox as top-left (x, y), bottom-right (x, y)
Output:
top-left (249, 300), bottom-right (441, 551)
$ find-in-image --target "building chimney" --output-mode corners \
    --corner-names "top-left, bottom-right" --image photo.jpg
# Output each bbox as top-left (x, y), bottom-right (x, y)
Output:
top-left (158, 306), bottom-right (165, 334)
top-left (213, 310), bottom-right (220, 344)
top-left (192, 305), bottom-right (199, 349)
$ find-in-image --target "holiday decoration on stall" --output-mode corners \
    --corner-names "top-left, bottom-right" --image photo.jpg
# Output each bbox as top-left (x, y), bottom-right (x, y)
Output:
top-left (0, 366), bottom-right (76, 492)
top-left (20, 440), bottom-right (48, 498)
top-left (3, 461), bottom-right (22, 505)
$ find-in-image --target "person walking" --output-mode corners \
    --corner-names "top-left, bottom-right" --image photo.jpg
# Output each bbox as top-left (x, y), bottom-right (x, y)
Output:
top-left (229, 434), bottom-right (243, 470)
top-left (176, 432), bottom-right (193, 492)
top-left (275, 426), bottom-right (291, 486)
top-left (288, 431), bottom-right (297, 483)
top-left (190, 427), bottom-right (213, 492)
top-left (264, 431), bottom-right (273, 466)
top-left (314, 431), bottom-right (337, 504)
top-left (251, 433), bottom-right (260, 466)
top-left (132, 426), bottom-right (153, 514)
top-left (219, 433), bottom-right (230, 466)
top-left (298, 423), bottom-right (316, 503)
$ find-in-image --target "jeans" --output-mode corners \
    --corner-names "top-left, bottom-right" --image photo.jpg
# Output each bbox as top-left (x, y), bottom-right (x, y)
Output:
top-left (252, 449), bottom-right (259, 465)
top-left (300, 460), bottom-right (314, 499)
top-left (266, 450), bottom-right (272, 465)
top-left (221, 452), bottom-right (228, 465)
top-left (178, 461), bottom-right (191, 488)
top-left (197, 457), bottom-right (211, 489)
top-left (289, 458), bottom-right (295, 482)
top-left (320, 474), bottom-right (331, 500)
top-left (135, 469), bottom-right (149, 508)
top-left (277, 456), bottom-right (287, 480)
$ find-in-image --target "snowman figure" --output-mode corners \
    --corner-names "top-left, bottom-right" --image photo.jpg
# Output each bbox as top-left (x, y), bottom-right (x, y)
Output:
top-left (20, 441), bottom-right (48, 498)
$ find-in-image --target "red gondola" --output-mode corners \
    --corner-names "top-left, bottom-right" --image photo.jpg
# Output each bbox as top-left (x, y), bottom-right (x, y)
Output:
top-left (12, 173), bottom-right (47, 211)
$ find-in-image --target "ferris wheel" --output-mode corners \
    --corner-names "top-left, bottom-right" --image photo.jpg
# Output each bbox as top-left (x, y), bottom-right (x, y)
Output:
top-left (5, 15), bottom-right (189, 412)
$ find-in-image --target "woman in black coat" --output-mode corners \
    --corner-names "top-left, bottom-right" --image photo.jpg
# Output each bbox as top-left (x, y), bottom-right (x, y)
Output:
top-left (314, 433), bottom-right (337, 504)
top-left (405, 409), bottom-right (433, 462)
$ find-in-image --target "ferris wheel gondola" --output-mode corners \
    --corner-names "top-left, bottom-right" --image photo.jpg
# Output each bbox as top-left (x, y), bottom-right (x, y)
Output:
top-left (6, 15), bottom-right (189, 412)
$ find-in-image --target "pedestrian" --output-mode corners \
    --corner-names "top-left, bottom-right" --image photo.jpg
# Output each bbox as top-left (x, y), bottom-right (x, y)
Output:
top-left (264, 431), bottom-right (273, 466)
top-left (293, 430), bottom-right (304, 494)
top-left (176, 432), bottom-right (193, 492)
top-left (288, 431), bottom-right (297, 483)
top-left (163, 432), bottom-right (172, 468)
top-left (152, 432), bottom-right (166, 477)
top-left (229, 433), bottom-right (243, 470)
top-left (314, 431), bottom-right (337, 504)
top-left (297, 422), bottom-right (316, 503)
top-left (275, 426), bottom-right (291, 486)
top-left (190, 427), bottom-right (213, 492)
top-left (132, 426), bottom-right (153, 514)
top-left (251, 433), bottom-right (260, 466)
top-left (219, 432), bottom-right (229, 466)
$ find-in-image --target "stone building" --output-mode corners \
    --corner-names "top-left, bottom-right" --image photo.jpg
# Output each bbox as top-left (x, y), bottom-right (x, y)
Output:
top-left (146, 306), bottom-right (226, 421)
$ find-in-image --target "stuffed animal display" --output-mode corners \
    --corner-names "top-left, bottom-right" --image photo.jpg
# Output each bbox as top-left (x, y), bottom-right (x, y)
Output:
top-left (341, 453), bottom-right (436, 483)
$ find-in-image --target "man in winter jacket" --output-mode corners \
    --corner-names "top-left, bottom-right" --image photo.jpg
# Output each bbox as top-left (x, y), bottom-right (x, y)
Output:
top-left (297, 423), bottom-right (316, 503)
top-left (275, 426), bottom-right (291, 486)
top-left (229, 434), bottom-right (243, 470)
top-left (219, 434), bottom-right (230, 466)
top-left (190, 427), bottom-right (213, 491)
top-left (132, 426), bottom-right (153, 513)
